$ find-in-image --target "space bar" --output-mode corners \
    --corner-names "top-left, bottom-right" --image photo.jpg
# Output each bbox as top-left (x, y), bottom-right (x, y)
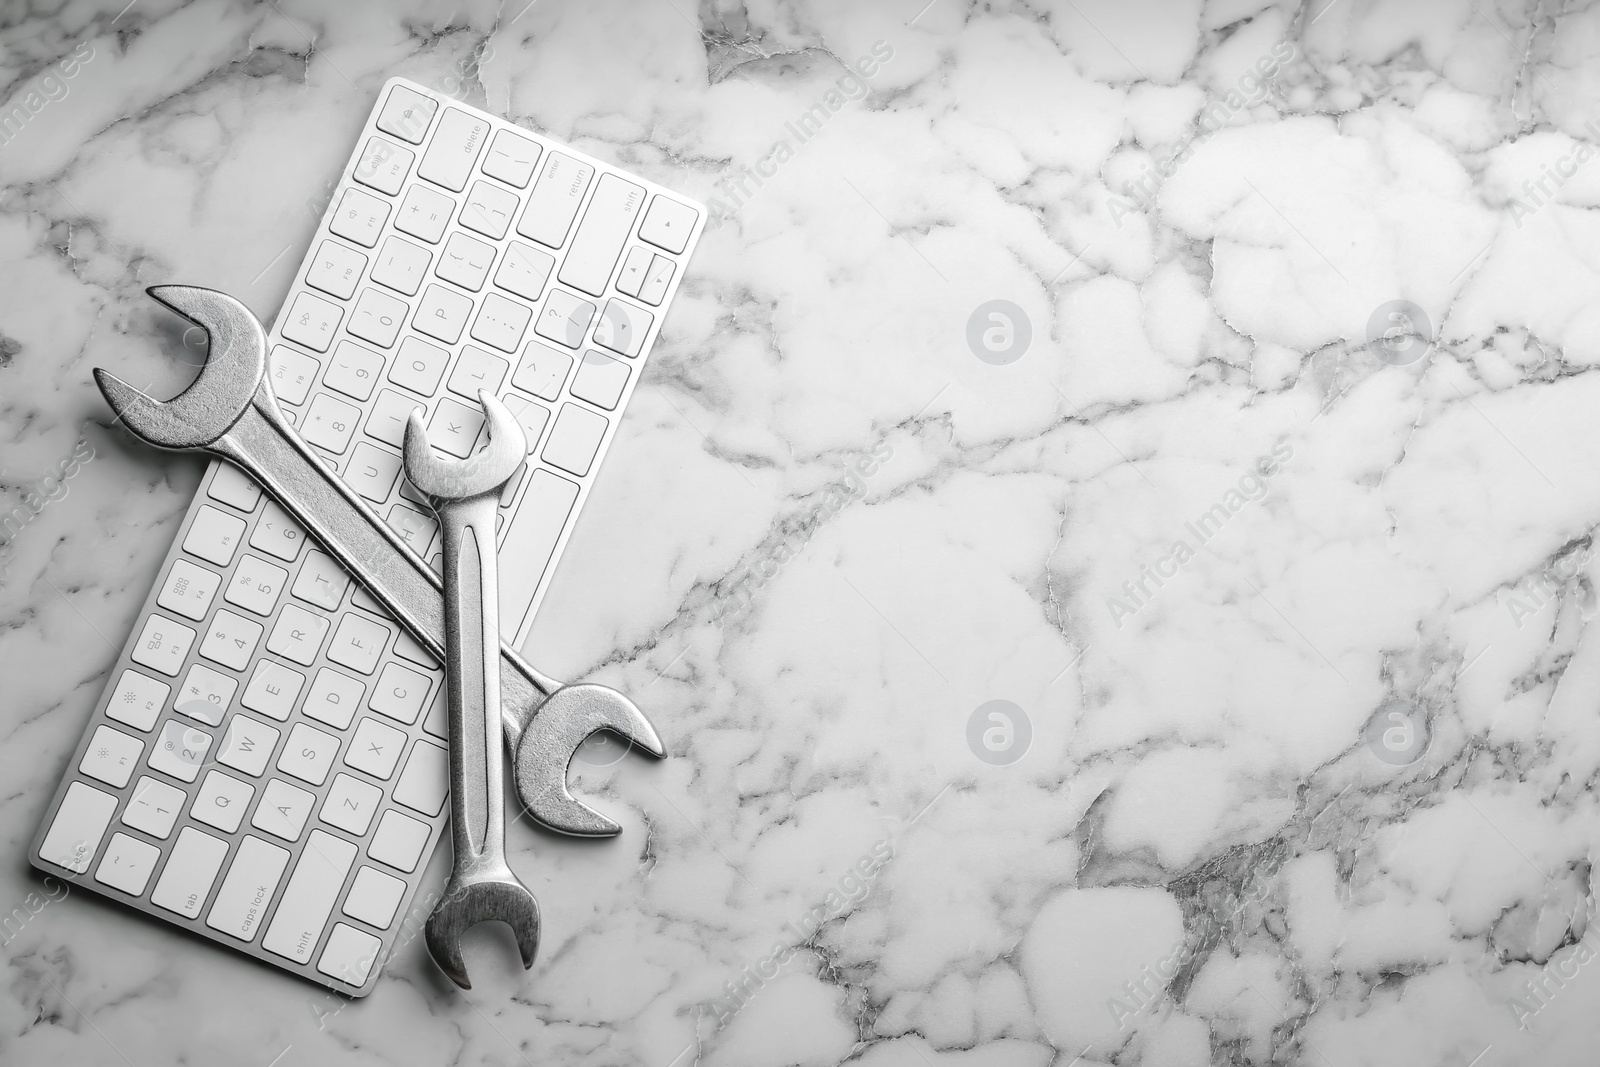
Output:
top-left (498, 469), bottom-right (581, 634)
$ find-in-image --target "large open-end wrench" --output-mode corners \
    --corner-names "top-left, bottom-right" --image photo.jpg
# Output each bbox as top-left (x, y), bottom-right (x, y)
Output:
top-left (96, 285), bottom-right (661, 836)
top-left (407, 393), bottom-right (540, 988)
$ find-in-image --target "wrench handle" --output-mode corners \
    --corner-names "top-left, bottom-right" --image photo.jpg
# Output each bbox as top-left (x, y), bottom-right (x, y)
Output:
top-left (214, 391), bottom-right (558, 752)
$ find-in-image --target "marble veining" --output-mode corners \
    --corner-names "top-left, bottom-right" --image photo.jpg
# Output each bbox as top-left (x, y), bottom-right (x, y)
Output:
top-left (2, 0), bottom-right (1600, 1064)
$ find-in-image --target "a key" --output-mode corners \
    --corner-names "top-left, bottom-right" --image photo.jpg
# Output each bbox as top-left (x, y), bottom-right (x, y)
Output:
top-left (208, 462), bottom-right (263, 512)
top-left (501, 395), bottom-right (551, 457)
top-left (493, 241), bottom-right (554, 302)
top-left (328, 188), bottom-right (390, 248)
top-left (348, 287), bottom-right (408, 348)
top-left (558, 173), bottom-right (644, 297)
top-left (418, 107), bottom-right (488, 192)
top-left (327, 613), bottom-right (392, 676)
top-left (281, 291), bottom-right (344, 352)
top-left (392, 738), bottom-right (448, 816)
top-left (413, 283), bottom-right (473, 344)
top-left (302, 667), bottom-right (365, 730)
top-left (201, 609), bottom-right (263, 671)
top-left (615, 246), bottom-right (651, 298)
top-left (447, 346), bottom-right (509, 400)
top-left (460, 180), bottom-right (519, 240)
top-left (148, 720), bottom-right (214, 783)
top-left (130, 615), bottom-right (197, 677)
top-left (534, 289), bottom-right (596, 348)
top-left (157, 558), bottom-right (221, 621)
top-left (470, 292), bottom-right (531, 352)
top-left (321, 773), bottom-right (383, 835)
top-left (216, 714), bottom-right (279, 777)
top-left (369, 661), bottom-right (432, 724)
top-left (541, 403), bottom-right (608, 477)
top-left (518, 152), bottom-right (593, 248)
top-left (386, 502), bottom-right (439, 554)
top-left (435, 232), bottom-right (495, 292)
top-left (353, 137), bottom-right (414, 196)
top-left (512, 340), bottom-right (572, 400)
top-left (191, 769), bottom-right (254, 833)
top-left (639, 254), bottom-right (675, 306)
top-left (106, 669), bottom-right (169, 732)
top-left (302, 393), bottom-right (362, 454)
top-left (79, 725), bottom-right (143, 788)
top-left (346, 442), bottom-right (403, 503)
top-left (185, 504), bottom-right (247, 567)
top-left (570, 350), bottom-right (630, 411)
top-left (263, 830), bottom-right (357, 962)
top-left (95, 833), bottom-right (160, 896)
top-left (387, 335), bottom-right (450, 396)
top-left (593, 298), bottom-right (651, 358)
top-left (277, 722), bottom-right (342, 785)
top-left (427, 397), bottom-right (487, 458)
top-left (497, 469), bottom-right (578, 632)
top-left (368, 809), bottom-right (431, 873)
top-left (639, 193), bottom-right (698, 254)
top-left (269, 345), bottom-right (319, 406)
top-left (364, 389), bottom-right (423, 448)
top-left (394, 183), bottom-right (455, 244)
top-left (293, 549), bottom-right (352, 611)
top-left (207, 834), bottom-right (291, 939)
top-left (39, 782), bottom-right (116, 873)
top-left (376, 84), bottom-right (437, 144)
top-left (343, 865), bottom-right (406, 928)
top-left (319, 924), bottom-right (382, 986)
top-left (323, 341), bottom-right (384, 402)
top-left (122, 775), bottom-right (186, 838)
top-left (227, 554), bottom-right (289, 616)
top-left (252, 779), bottom-right (315, 842)
top-left (370, 235), bottom-right (432, 296)
top-left (150, 826), bottom-right (228, 917)
top-left (267, 603), bottom-right (330, 666)
top-left (305, 240), bottom-right (367, 300)
top-left (176, 662), bottom-right (237, 726)
top-left (481, 129), bottom-right (540, 188)
top-left (241, 660), bottom-right (304, 720)
top-left (344, 716), bottom-right (407, 779)
top-left (250, 501), bottom-right (305, 562)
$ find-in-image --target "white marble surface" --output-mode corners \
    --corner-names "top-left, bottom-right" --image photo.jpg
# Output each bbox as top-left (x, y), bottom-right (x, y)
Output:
top-left (3, 0), bottom-right (1600, 1063)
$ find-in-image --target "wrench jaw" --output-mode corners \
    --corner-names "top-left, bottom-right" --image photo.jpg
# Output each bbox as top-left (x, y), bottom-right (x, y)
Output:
top-left (95, 286), bottom-right (267, 451)
top-left (424, 876), bottom-right (542, 990)
top-left (514, 684), bottom-right (666, 838)
top-left (403, 390), bottom-right (526, 501)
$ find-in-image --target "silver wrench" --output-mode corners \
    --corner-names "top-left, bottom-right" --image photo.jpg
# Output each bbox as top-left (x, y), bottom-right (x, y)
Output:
top-left (406, 392), bottom-right (539, 988)
top-left (96, 285), bottom-right (662, 835)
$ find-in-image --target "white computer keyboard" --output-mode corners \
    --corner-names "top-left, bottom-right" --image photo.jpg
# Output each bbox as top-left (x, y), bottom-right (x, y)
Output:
top-left (29, 77), bottom-right (703, 996)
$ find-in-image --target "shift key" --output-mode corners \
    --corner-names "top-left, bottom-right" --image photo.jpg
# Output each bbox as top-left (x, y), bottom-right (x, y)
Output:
top-left (263, 830), bottom-right (357, 963)
top-left (558, 174), bottom-right (644, 297)
top-left (417, 108), bottom-right (489, 193)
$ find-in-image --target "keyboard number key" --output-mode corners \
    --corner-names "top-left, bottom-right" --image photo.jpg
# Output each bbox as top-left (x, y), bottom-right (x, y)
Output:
top-left (79, 725), bottom-right (143, 788)
top-left (281, 291), bottom-right (344, 352)
top-left (200, 609), bottom-right (263, 671)
top-left (157, 559), bottom-right (221, 621)
top-left (185, 504), bottom-right (247, 567)
top-left (305, 240), bottom-right (367, 300)
top-left (122, 775), bottom-right (185, 838)
top-left (327, 613), bottom-right (392, 676)
top-left (148, 720), bottom-right (214, 783)
top-left (176, 662), bottom-right (238, 726)
top-left (130, 615), bottom-right (197, 677)
top-left (302, 393), bottom-right (362, 454)
top-left (191, 770), bottom-right (254, 833)
top-left (321, 773), bottom-right (383, 836)
top-left (250, 501), bottom-right (306, 562)
top-left (324, 340), bottom-right (385, 401)
top-left (328, 187), bottom-right (391, 248)
top-left (542, 403), bottom-right (609, 478)
top-left (348, 287), bottom-right (409, 348)
top-left (106, 669), bottom-right (170, 732)
top-left (227, 554), bottom-right (289, 616)
top-left (353, 136), bottom-right (414, 196)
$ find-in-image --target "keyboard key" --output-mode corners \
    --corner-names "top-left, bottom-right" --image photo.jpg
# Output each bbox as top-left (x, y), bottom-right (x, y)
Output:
top-left (106, 670), bottom-right (169, 732)
top-left (370, 235), bottom-right (431, 296)
top-left (353, 136), bottom-right (414, 196)
top-left (185, 504), bottom-right (247, 567)
top-left (640, 193), bottom-right (698, 254)
top-left (94, 832), bottom-right (159, 896)
top-left (201, 609), bottom-right (263, 671)
top-left (422, 686), bottom-right (446, 738)
top-left (250, 501), bottom-right (306, 562)
top-left (388, 334), bottom-right (451, 395)
top-left (481, 129), bottom-right (541, 188)
top-left (191, 769), bottom-right (254, 833)
top-left (470, 292), bottom-right (531, 352)
top-left (366, 389), bottom-right (424, 449)
top-left (252, 779), bottom-right (315, 842)
top-left (570, 350), bottom-right (630, 411)
top-left (493, 240), bottom-right (554, 303)
top-left (208, 463), bottom-right (263, 512)
top-left (150, 826), bottom-right (228, 917)
top-left (435, 231), bottom-right (495, 291)
top-left (227, 554), bottom-right (289, 616)
top-left (293, 550), bottom-right (350, 611)
top-left (264, 829), bottom-right (357, 963)
top-left (267, 603), bottom-right (330, 666)
top-left (542, 403), bottom-right (608, 477)
top-left (593, 297), bottom-right (651, 357)
top-left (427, 396), bottom-right (487, 458)
top-left (176, 662), bottom-right (238, 726)
top-left (278, 723), bottom-right (341, 786)
top-left (639, 253), bottom-right (675, 306)
top-left (346, 442), bottom-right (403, 503)
top-left (343, 865), bottom-right (405, 929)
top-left (241, 660), bottom-right (304, 721)
top-left (79, 725), bottom-right (143, 789)
top-left (392, 628), bottom-right (438, 669)
top-left (512, 340), bottom-right (572, 401)
top-left (418, 107), bottom-right (489, 192)
top-left (461, 179), bottom-right (519, 240)
top-left (327, 613), bottom-right (391, 676)
top-left (321, 773), bottom-right (383, 836)
top-left (348, 287), bottom-right (408, 348)
top-left (324, 340), bottom-right (384, 402)
top-left (40, 782), bottom-right (116, 873)
top-left (376, 84), bottom-right (437, 144)
top-left (518, 151), bottom-right (593, 248)
top-left (447, 345), bottom-right (509, 400)
top-left (394, 183), bottom-right (455, 243)
top-left (392, 739), bottom-right (448, 816)
top-left (344, 717), bottom-right (407, 780)
top-left (122, 775), bottom-right (185, 838)
top-left (535, 289), bottom-right (596, 349)
top-left (281, 291), bottom-right (344, 352)
top-left (148, 720), bottom-right (214, 783)
top-left (207, 834), bottom-right (290, 940)
top-left (328, 187), bottom-right (390, 248)
top-left (318, 923), bottom-right (381, 986)
top-left (130, 615), bottom-right (197, 677)
top-left (302, 392), bottom-right (362, 454)
top-left (386, 502), bottom-right (438, 555)
top-left (498, 469), bottom-right (579, 630)
top-left (502, 395), bottom-right (551, 455)
top-left (616, 245), bottom-right (651, 298)
top-left (369, 662), bottom-right (432, 725)
top-left (269, 345), bottom-right (320, 406)
top-left (216, 715), bottom-right (278, 777)
top-left (368, 809), bottom-right (430, 873)
top-left (302, 667), bottom-right (365, 730)
top-left (157, 558), bottom-right (221, 621)
top-left (305, 239), bottom-right (367, 300)
top-left (559, 173), bottom-right (644, 297)
top-left (414, 283), bottom-right (473, 344)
